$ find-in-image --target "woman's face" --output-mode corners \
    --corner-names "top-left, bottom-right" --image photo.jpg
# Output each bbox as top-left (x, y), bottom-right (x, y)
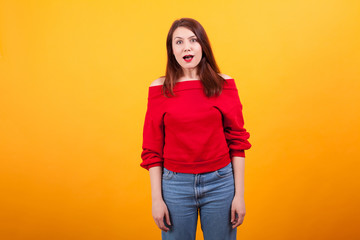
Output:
top-left (172, 27), bottom-right (202, 72)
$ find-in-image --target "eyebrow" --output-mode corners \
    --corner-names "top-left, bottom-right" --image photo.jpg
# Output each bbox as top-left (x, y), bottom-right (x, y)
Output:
top-left (174, 35), bottom-right (197, 40)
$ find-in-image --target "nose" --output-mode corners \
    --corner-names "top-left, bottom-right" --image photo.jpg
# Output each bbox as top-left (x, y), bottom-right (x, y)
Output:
top-left (184, 41), bottom-right (191, 52)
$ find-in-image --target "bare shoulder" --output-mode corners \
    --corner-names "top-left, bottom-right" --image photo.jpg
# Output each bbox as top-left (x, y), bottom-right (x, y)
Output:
top-left (150, 77), bottom-right (165, 87)
top-left (218, 73), bottom-right (233, 79)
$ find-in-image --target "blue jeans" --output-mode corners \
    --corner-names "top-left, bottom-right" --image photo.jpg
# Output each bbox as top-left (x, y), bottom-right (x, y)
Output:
top-left (161, 162), bottom-right (236, 240)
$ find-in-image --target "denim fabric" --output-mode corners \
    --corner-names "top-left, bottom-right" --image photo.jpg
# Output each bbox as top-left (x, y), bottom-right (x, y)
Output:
top-left (161, 162), bottom-right (236, 240)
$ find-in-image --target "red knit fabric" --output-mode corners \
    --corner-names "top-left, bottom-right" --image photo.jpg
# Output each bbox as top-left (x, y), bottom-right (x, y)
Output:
top-left (140, 79), bottom-right (251, 174)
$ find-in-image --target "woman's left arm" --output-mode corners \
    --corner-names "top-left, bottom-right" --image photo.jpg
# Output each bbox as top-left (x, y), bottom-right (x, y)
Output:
top-left (231, 156), bottom-right (246, 228)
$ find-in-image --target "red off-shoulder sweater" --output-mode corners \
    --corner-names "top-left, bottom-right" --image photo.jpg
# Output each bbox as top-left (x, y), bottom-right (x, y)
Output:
top-left (140, 78), bottom-right (251, 174)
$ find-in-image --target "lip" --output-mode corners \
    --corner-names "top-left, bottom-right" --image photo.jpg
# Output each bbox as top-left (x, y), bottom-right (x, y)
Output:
top-left (183, 54), bottom-right (194, 63)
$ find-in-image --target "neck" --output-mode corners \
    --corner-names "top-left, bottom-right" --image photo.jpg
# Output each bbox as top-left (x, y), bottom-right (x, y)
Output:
top-left (181, 67), bottom-right (199, 80)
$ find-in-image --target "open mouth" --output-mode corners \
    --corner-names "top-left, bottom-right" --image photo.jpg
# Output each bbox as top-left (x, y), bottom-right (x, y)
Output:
top-left (183, 55), bottom-right (194, 62)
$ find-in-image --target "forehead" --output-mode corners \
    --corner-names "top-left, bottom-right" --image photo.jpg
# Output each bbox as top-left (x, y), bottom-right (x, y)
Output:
top-left (173, 27), bottom-right (196, 39)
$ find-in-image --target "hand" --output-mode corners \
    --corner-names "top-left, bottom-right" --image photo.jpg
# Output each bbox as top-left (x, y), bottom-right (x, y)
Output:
top-left (152, 199), bottom-right (171, 232)
top-left (230, 195), bottom-right (246, 228)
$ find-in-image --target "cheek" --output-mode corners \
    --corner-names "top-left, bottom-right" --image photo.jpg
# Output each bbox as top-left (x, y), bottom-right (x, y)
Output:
top-left (195, 45), bottom-right (202, 55)
top-left (172, 46), bottom-right (181, 58)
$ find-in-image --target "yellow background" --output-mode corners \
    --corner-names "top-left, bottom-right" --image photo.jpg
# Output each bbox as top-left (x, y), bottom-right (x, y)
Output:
top-left (1, 0), bottom-right (359, 239)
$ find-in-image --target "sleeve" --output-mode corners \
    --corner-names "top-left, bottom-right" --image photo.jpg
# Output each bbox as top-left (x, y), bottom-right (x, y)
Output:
top-left (223, 89), bottom-right (252, 159)
top-left (140, 96), bottom-right (165, 170)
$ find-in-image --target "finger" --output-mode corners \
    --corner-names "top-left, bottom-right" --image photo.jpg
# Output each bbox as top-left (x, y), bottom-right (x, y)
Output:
top-left (159, 219), bottom-right (170, 232)
top-left (232, 215), bottom-right (244, 228)
top-left (232, 219), bottom-right (240, 228)
top-left (232, 213), bottom-right (238, 225)
top-left (230, 208), bottom-right (236, 223)
top-left (165, 209), bottom-right (172, 226)
top-left (155, 219), bottom-right (169, 232)
top-left (155, 220), bottom-right (161, 230)
top-left (155, 219), bottom-right (161, 229)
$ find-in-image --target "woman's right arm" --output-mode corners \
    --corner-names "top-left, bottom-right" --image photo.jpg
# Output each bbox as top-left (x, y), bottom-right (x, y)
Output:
top-left (149, 166), bottom-right (171, 232)
top-left (141, 78), bottom-right (170, 231)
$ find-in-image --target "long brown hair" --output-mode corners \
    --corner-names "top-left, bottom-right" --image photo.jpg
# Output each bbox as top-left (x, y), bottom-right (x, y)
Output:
top-left (161, 18), bottom-right (226, 98)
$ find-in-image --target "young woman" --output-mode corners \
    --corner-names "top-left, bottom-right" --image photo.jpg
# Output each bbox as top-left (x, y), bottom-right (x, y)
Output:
top-left (140, 17), bottom-right (252, 240)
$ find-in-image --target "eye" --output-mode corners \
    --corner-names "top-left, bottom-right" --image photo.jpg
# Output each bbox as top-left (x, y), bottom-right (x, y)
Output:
top-left (176, 40), bottom-right (183, 44)
top-left (191, 38), bottom-right (197, 42)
